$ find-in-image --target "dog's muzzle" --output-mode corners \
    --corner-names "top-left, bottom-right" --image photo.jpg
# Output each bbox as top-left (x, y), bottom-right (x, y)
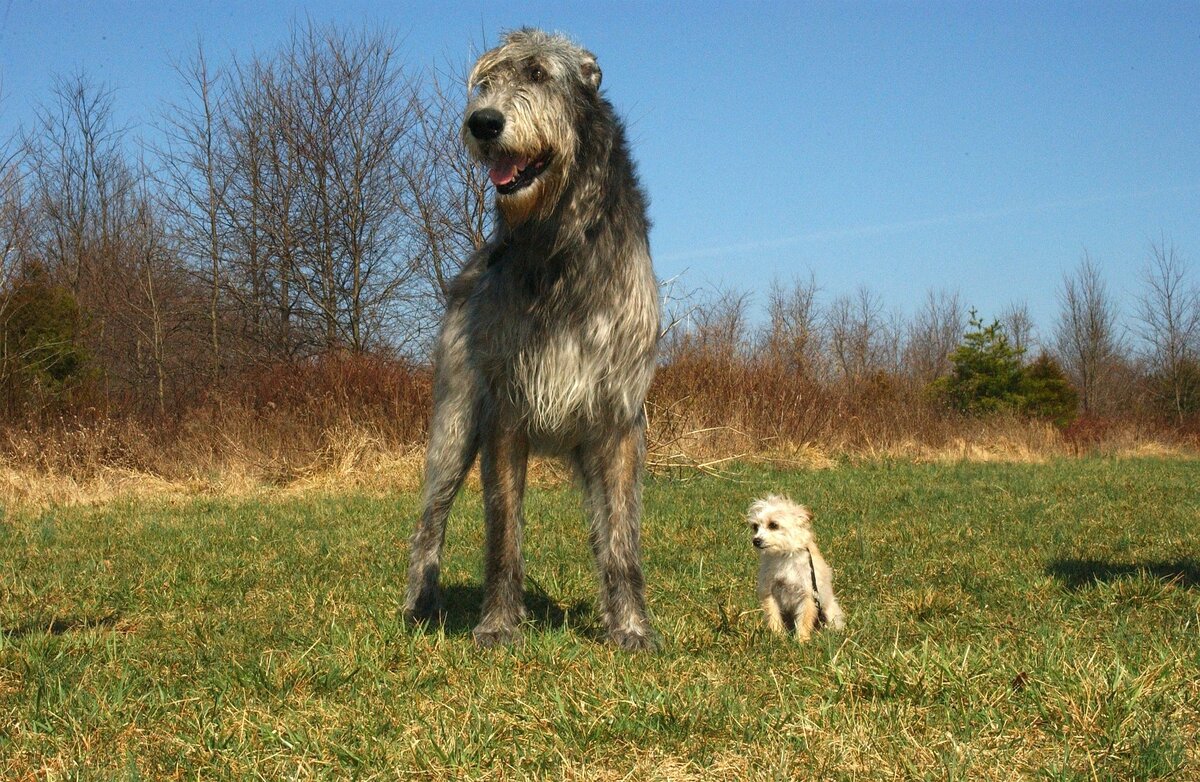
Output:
top-left (753, 538), bottom-right (765, 549)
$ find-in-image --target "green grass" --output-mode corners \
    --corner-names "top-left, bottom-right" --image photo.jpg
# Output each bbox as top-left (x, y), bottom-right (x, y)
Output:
top-left (1, 459), bottom-right (1197, 780)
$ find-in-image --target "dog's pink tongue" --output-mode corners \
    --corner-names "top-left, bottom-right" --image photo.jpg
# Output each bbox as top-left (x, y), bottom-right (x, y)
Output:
top-left (488, 157), bottom-right (526, 187)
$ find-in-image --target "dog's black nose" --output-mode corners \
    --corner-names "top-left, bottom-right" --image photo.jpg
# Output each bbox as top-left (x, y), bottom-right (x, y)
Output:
top-left (753, 538), bottom-right (764, 549)
top-left (467, 108), bottom-right (505, 141)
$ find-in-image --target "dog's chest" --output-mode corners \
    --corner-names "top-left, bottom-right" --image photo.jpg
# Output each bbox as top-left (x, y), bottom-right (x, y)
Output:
top-left (510, 315), bottom-right (614, 428)
top-left (759, 558), bottom-right (812, 608)
top-left (469, 266), bottom-right (655, 434)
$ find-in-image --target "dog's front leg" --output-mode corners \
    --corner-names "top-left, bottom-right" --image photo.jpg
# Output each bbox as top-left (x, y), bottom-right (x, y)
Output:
top-left (474, 404), bottom-right (529, 647)
top-left (794, 595), bottom-right (818, 642)
top-left (761, 596), bottom-right (787, 635)
top-left (404, 271), bottom-right (484, 624)
top-left (577, 418), bottom-right (656, 651)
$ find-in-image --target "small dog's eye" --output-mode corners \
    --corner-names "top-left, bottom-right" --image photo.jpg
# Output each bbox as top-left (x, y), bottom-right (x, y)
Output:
top-left (528, 64), bottom-right (547, 83)
top-left (767, 521), bottom-right (778, 530)
top-left (749, 523), bottom-right (758, 532)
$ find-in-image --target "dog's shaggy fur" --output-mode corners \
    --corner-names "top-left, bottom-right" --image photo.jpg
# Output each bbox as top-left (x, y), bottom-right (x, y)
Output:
top-left (403, 29), bottom-right (660, 650)
top-left (748, 495), bottom-right (846, 641)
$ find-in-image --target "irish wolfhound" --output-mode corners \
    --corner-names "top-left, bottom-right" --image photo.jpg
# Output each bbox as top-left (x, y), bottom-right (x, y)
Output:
top-left (403, 29), bottom-right (660, 650)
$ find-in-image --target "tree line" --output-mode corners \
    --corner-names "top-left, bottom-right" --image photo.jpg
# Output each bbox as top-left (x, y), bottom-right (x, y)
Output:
top-left (1, 21), bottom-right (1197, 439)
top-left (662, 244), bottom-right (1199, 432)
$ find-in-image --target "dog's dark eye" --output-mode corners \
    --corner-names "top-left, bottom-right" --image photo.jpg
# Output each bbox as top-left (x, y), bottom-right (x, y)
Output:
top-left (767, 521), bottom-right (778, 530)
top-left (528, 64), bottom-right (547, 83)
top-left (749, 523), bottom-right (758, 532)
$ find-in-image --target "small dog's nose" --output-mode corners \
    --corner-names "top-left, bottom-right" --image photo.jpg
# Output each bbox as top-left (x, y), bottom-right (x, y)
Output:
top-left (753, 538), bottom-right (764, 549)
top-left (467, 108), bottom-right (505, 141)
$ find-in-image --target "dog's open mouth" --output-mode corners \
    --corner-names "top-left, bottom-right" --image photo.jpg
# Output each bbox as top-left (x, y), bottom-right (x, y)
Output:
top-left (488, 152), bottom-right (552, 195)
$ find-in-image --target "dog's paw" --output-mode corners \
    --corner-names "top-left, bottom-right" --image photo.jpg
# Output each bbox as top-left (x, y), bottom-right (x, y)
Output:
top-left (473, 623), bottom-right (522, 648)
top-left (825, 611), bottom-right (846, 632)
top-left (608, 627), bottom-right (658, 652)
top-left (403, 589), bottom-right (444, 626)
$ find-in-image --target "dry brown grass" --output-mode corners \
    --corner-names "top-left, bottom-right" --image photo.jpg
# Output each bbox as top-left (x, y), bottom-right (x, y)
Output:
top-left (3, 414), bottom-right (1192, 513)
top-left (1, 354), bottom-right (1194, 511)
top-left (0, 420), bottom-right (577, 510)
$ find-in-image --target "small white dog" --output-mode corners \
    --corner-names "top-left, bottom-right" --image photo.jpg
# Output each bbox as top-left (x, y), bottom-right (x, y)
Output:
top-left (747, 495), bottom-right (846, 641)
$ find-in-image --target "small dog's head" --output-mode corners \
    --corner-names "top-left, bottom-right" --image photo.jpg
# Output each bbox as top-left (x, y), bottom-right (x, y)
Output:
top-left (747, 495), bottom-right (813, 554)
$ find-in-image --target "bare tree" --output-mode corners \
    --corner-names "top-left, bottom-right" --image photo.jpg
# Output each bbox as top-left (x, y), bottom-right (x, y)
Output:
top-left (210, 22), bottom-right (425, 356)
top-left (760, 273), bottom-right (824, 376)
top-left (1053, 254), bottom-right (1126, 414)
top-left (0, 140), bottom-right (32, 395)
top-left (279, 23), bottom-right (421, 352)
top-left (1000, 301), bottom-right (1036, 360)
top-left (2, 92), bottom-right (42, 329)
top-left (24, 72), bottom-right (151, 408)
top-left (26, 72), bottom-right (134, 297)
top-left (826, 285), bottom-right (896, 381)
top-left (904, 288), bottom-right (964, 384)
top-left (158, 43), bottom-right (230, 383)
top-left (127, 177), bottom-right (174, 415)
top-left (0, 141), bottom-right (30, 294)
top-left (222, 56), bottom-right (304, 358)
top-left (663, 285), bottom-right (752, 363)
top-left (1134, 238), bottom-right (1200, 423)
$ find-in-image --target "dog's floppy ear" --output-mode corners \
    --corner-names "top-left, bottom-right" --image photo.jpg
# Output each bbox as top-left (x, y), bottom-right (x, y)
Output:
top-left (580, 52), bottom-right (602, 90)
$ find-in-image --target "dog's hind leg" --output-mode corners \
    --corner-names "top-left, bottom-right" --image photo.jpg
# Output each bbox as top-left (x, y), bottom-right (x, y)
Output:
top-left (404, 298), bottom-right (481, 624)
top-left (577, 416), bottom-right (656, 651)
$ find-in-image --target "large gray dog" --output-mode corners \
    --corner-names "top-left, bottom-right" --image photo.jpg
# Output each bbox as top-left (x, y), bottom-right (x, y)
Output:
top-left (404, 29), bottom-right (660, 650)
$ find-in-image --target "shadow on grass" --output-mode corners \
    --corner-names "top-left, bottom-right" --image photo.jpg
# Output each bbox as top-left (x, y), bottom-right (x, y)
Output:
top-left (3, 612), bottom-right (121, 638)
top-left (435, 579), bottom-right (598, 639)
top-left (1047, 559), bottom-right (1200, 590)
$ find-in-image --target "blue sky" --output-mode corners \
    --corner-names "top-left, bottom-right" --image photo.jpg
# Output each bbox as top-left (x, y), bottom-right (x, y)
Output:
top-left (2, 1), bottom-right (1197, 344)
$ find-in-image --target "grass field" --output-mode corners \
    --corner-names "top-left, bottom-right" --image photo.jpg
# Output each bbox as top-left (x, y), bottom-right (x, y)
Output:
top-left (1, 458), bottom-right (1197, 780)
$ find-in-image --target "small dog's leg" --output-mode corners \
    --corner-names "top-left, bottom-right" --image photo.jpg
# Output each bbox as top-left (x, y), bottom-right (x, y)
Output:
top-left (474, 406), bottom-right (529, 647)
top-left (795, 594), bottom-right (818, 642)
top-left (761, 596), bottom-right (787, 635)
top-left (404, 301), bottom-right (481, 624)
top-left (810, 545), bottom-right (846, 631)
top-left (577, 418), bottom-right (655, 651)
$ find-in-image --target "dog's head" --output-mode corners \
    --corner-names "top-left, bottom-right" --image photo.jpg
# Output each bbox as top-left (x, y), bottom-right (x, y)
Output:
top-left (463, 28), bottom-right (602, 226)
top-left (747, 495), bottom-right (813, 554)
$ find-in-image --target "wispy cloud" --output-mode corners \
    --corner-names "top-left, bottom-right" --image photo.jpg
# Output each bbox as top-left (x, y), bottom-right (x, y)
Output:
top-left (657, 186), bottom-right (1196, 264)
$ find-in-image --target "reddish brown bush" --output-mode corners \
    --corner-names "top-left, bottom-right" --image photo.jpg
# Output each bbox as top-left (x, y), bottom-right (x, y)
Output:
top-left (226, 351), bottom-right (432, 441)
